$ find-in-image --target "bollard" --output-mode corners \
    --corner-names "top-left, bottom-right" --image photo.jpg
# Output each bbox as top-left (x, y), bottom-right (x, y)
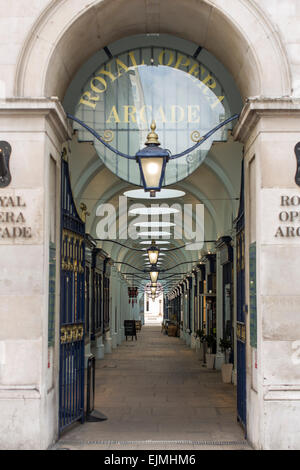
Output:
top-left (86, 354), bottom-right (108, 422)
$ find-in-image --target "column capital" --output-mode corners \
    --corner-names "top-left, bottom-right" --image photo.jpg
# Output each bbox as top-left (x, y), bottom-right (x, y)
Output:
top-left (234, 98), bottom-right (300, 144)
top-left (0, 97), bottom-right (70, 143)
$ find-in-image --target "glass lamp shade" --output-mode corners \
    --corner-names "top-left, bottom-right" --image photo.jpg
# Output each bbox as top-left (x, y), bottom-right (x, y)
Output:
top-left (147, 243), bottom-right (160, 265)
top-left (138, 156), bottom-right (167, 191)
top-left (150, 270), bottom-right (159, 284)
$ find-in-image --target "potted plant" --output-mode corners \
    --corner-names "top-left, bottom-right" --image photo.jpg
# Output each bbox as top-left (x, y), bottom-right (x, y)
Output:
top-left (205, 334), bottom-right (216, 369)
top-left (219, 338), bottom-right (233, 383)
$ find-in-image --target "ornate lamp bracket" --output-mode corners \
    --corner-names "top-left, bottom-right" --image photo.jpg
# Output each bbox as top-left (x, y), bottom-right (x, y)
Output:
top-left (295, 142), bottom-right (300, 187)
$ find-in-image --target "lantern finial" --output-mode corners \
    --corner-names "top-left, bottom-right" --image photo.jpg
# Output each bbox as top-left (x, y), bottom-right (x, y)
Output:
top-left (145, 120), bottom-right (160, 146)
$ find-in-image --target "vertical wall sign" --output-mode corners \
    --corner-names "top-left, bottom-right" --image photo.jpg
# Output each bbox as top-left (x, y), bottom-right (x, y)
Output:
top-left (0, 141), bottom-right (12, 188)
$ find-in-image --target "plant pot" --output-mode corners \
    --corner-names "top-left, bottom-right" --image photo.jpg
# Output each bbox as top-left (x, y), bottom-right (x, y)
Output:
top-left (221, 363), bottom-right (233, 383)
top-left (197, 341), bottom-right (204, 359)
top-left (206, 353), bottom-right (216, 369)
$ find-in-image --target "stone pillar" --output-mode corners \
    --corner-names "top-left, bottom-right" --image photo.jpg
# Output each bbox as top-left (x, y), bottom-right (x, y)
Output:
top-left (95, 335), bottom-right (105, 359)
top-left (0, 98), bottom-right (69, 450)
top-left (182, 284), bottom-right (187, 343)
top-left (104, 330), bottom-right (112, 354)
top-left (84, 342), bottom-right (92, 368)
top-left (110, 268), bottom-right (118, 349)
top-left (190, 274), bottom-right (196, 349)
top-left (116, 273), bottom-right (122, 346)
top-left (179, 288), bottom-right (184, 340)
top-left (234, 99), bottom-right (300, 450)
top-left (215, 251), bottom-right (224, 370)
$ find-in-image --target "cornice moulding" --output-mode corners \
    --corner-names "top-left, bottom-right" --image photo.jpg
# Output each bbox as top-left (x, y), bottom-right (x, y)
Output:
top-left (234, 97), bottom-right (300, 143)
top-left (0, 97), bottom-right (70, 142)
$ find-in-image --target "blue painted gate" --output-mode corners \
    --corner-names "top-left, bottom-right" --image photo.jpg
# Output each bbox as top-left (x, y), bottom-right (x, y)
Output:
top-left (236, 161), bottom-right (247, 431)
top-left (59, 156), bottom-right (85, 433)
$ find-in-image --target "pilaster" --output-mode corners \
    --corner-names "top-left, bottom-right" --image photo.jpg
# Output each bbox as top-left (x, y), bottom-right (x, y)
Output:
top-left (235, 99), bottom-right (300, 450)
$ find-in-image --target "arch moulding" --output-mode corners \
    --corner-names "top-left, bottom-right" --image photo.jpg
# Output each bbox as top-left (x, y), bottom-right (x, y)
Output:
top-left (14, 0), bottom-right (291, 102)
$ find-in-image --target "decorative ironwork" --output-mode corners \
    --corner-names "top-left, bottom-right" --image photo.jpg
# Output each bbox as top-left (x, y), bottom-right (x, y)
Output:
top-left (67, 114), bottom-right (135, 160)
top-left (0, 141), bottom-right (12, 188)
top-left (60, 324), bottom-right (84, 344)
top-left (80, 203), bottom-right (90, 223)
top-left (235, 159), bottom-right (247, 431)
top-left (190, 131), bottom-right (203, 143)
top-left (236, 321), bottom-right (246, 343)
top-left (67, 113), bottom-right (239, 162)
top-left (59, 157), bottom-right (85, 433)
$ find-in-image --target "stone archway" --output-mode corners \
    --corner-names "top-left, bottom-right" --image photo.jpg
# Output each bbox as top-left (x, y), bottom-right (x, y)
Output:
top-left (5, 0), bottom-right (300, 451)
top-left (15, 0), bottom-right (291, 101)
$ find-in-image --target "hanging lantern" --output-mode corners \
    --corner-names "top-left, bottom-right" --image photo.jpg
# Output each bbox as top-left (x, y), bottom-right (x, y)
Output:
top-left (147, 241), bottom-right (160, 265)
top-left (135, 121), bottom-right (169, 196)
top-left (150, 268), bottom-right (159, 284)
top-left (128, 286), bottom-right (138, 304)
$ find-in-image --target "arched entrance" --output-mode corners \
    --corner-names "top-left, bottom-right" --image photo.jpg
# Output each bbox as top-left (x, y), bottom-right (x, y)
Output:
top-left (15, 0), bottom-right (290, 99)
top-left (4, 0), bottom-right (299, 451)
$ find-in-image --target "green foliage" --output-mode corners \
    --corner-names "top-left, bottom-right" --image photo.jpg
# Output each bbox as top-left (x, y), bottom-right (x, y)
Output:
top-left (219, 338), bottom-right (232, 352)
top-left (196, 329), bottom-right (205, 342)
top-left (204, 334), bottom-right (216, 349)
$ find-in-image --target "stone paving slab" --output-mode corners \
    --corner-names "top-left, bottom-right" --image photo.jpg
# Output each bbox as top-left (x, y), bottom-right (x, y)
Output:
top-left (54, 326), bottom-right (251, 451)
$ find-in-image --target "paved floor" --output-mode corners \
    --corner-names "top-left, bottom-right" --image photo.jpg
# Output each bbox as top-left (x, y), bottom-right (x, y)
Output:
top-left (54, 325), bottom-right (251, 450)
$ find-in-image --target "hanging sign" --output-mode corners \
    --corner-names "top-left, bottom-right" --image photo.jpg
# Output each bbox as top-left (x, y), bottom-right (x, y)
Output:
top-left (73, 46), bottom-right (232, 187)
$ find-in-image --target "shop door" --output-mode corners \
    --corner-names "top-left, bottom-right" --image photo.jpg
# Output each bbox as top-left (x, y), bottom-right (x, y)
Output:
top-left (59, 156), bottom-right (85, 433)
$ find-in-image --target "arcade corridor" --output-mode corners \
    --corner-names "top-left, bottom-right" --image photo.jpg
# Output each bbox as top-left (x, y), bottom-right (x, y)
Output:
top-left (55, 326), bottom-right (250, 450)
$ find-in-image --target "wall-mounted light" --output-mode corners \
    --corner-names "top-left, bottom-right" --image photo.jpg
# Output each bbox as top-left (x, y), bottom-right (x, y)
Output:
top-left (0, 142), bottom-right (12, 188)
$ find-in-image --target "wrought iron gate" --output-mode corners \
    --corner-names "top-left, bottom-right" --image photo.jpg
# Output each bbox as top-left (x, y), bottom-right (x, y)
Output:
top-left (236, 162), bottom-right (247, 430)
top-left (59, 156), bottom-right (85, 433)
